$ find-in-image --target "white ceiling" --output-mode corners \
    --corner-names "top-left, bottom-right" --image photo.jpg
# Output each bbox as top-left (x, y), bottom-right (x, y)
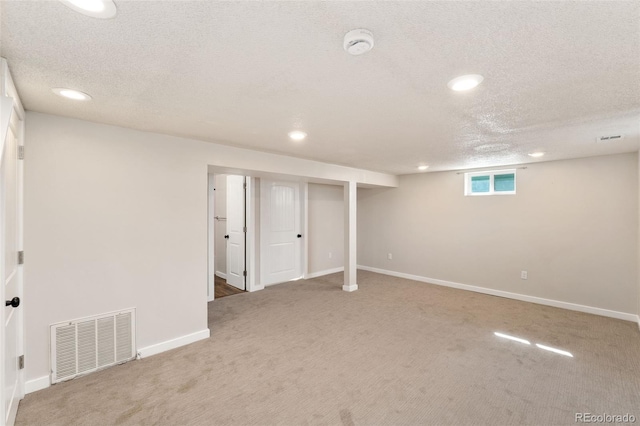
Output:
top-left (1, 1), bottom-right (639, 175)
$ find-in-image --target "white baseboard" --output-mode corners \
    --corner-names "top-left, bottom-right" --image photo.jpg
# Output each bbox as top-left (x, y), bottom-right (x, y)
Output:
top-left (358, 265), bottom-right (638, 323)
top-left (306, 267), bottom-right (344, 279)
top-left (25, 329), bottom-right (211, 394)
top-left (137, 329), bottom-right (210, 359)
top-left (25, 375), bottom-right (50, 394)
top-left (342, 284), bottom-right (358, 292)
top-left (215, 271), bottom-right (227, 279)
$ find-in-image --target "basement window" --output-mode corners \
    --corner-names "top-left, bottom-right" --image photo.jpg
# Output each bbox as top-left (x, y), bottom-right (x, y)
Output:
top-left (464, 169), bottom-right (516, 196)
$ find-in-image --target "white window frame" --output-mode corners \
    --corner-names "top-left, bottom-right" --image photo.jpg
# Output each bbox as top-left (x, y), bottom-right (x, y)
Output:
top-left (464, 169), bottom-right (517, 196)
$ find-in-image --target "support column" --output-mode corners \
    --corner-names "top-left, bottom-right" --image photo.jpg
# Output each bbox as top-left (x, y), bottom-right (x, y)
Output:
top-left (343, 180), bottom-right (358, 292)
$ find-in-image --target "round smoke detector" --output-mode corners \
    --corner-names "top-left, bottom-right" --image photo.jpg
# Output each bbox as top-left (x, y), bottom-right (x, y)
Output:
top-left (344, 29), bottom-right (374, 55)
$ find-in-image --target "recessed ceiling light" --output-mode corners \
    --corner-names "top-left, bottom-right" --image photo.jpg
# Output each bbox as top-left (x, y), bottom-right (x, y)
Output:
top-left (288, 131), bottom-right (307, 141)
top-left (60, 0), bottom-right (117, 19)
top-left (528, 152), bottom-right (545, 158)
top-left (447, 74), bottom-right (484, 91)
top-left (52, 88), bottom-right (92, 101)
top-left (418, 165), bottom-right (429, 171)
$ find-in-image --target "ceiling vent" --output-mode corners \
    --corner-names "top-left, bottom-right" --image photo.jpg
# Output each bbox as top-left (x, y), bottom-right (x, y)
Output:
top-left (596, 134), bottom-right (624, 142)
top-left (344, 29), bottom-right (374, 56)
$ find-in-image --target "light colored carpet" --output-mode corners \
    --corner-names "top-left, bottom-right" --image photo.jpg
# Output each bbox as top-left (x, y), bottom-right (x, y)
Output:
top-left (16, 271), bottom-right (640, 425)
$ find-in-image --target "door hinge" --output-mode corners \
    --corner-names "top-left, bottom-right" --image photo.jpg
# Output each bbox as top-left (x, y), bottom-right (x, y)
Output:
top-left (18, 145), bottom-right (24, 160)
top-left (243, 270), bottom-right (247, 277)
top-left (243, 226), bottom-right (247, 233)
top-left (243, 183), bottom-right (247, 189)
top-left (18, 251), bottom-right (24, 265)
top-left (19, 355), bottom-right (24, 370)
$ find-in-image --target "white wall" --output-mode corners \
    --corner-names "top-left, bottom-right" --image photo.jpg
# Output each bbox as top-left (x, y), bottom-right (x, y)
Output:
top-left (24, 112), bottom-right (396, 384)
top-left (25, 114), bottom-right (208, 382)
top-left (214, 174), bottom-right (227, 276)
top-left (358, 153), bottom-right (639, 316)
top-left (307, 183), bottom-right (344, 274)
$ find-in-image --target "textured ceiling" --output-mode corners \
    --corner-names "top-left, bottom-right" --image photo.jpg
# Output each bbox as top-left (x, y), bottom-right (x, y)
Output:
top-left (1, 1), bottom-right (639, 174)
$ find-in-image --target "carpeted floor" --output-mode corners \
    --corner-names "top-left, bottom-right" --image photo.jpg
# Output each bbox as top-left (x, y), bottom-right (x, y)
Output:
top-left (16, 271), bottom-right (640, 425)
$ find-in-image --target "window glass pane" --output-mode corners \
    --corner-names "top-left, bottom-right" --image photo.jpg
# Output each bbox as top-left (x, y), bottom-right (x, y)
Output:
top-left (471, 175), bottom-right (490, 193)
top-left (494, 173), bottom-right (515, 192)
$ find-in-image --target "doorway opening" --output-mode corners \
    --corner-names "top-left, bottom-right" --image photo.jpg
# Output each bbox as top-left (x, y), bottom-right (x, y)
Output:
top-left (209, 174), bottom-right (248, 300)
top-left (206, 172), bottom-right (311, 303)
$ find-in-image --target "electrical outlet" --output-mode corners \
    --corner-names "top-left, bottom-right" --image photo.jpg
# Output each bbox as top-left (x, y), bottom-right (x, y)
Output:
top-left (387, 253), bottom-right (393, 260)
top-left (521, 270), bottom-right (528, 280)
top-left (328, 252), bottom-right (332, 259)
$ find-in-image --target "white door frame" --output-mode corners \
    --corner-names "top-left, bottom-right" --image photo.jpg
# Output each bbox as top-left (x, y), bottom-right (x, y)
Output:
top-left (207, 174), bottom-right (313, 298)
top-left (245, 177), bottom-right (260, 292)
top-left (207, 174), bottom-right (215, 302)
top-left (301, 182), bottom-right (309, 278)
top-left (0, 58), bottom-right (25, 426)
top-left (207, 174), bottom-right (260, 301)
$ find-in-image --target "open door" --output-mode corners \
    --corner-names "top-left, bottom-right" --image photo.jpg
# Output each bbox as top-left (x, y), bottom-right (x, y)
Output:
top-left (260, 179), bottom-right (302, 286)
top-left (225, 175), bottom-right (245, 290)
top-left (1, 91), bottom-right (23, 426)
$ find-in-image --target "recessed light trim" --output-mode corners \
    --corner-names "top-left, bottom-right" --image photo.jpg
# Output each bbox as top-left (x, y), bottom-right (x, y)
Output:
top-left (418, 165), bottom-right (429, 171)
top-left (288, 131), bottom-right (307, 141)
top-left (528, 152), bottom-right (545, 158)
top-left (60, 0), bottom-right (117, 19)
top-left (52, 88), bottom-right (92, 101)
top-left (447, 74), bottom-right (484, 92)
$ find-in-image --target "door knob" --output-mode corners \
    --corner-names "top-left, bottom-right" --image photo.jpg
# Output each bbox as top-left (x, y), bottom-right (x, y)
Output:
top-left (224, 235), bottom-right (229, 239)
top-left (5, 297), bottom-right (20, 308)
top-left (297, 234), bottom-right (302, 238)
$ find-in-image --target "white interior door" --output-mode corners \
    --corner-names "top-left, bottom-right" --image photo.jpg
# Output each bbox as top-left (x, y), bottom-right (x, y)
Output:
top-left (1, 96), bottom-right (22, 426)
top-left (260, 179), bottom-right (302, 286)
top-left (226, 175), bottom-right (245, 290)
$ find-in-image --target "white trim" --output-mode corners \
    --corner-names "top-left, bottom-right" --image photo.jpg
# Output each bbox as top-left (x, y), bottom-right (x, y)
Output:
top-left (137, 329), bottom-right (210, 359)
top-left (306, 267), bottom-right (344, 279)
top-left (207, 174), bottom-right (216, 302)
top-left (1, 59), bottom-right (25, 119)
top-left (342, 284), bottom-right (358, 292)
top-left (246, 177), bottom-right (261, 292)
top-left (358, 265), bottom-right (638, 322)
top-left (25, 376), bottom-right (50, 394)
top-left (302, 183), bottom-right (309, 279)
top-left (215, 271), bottom-right (227, 280)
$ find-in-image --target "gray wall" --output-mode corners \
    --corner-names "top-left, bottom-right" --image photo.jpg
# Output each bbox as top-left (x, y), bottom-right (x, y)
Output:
top-left (358, 153), bottom-right (639, 315)
top-left (308, 183), bottom-right (344, 274)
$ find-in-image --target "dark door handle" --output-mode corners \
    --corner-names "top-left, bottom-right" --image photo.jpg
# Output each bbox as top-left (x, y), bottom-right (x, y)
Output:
top-left (5, 297), bottom-right (20, 308)
top-left (224, 235), bottom-right (229, 239)
top-left (297, 234), bottom-right (302, 238)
